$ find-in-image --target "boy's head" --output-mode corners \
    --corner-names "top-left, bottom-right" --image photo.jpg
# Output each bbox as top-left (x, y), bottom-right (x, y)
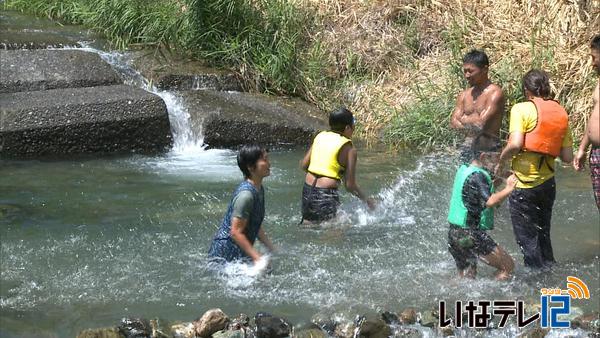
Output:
top-left (469, 134), bottom-right (500, 171)
top-left (329, 106), bottom-right (355, 133)
top-left (237, 144), bottom-right (269, 179)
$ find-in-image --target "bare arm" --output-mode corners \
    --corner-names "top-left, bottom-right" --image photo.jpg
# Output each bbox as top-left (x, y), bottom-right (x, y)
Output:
top-left (574, 121), bottom-right (591, 171)
top-left (460, 87), bottom-right (505, 130)
top-left (230, 217), bottom-right (261, 262)
top-left (495, 131), bottom-right (524, 176)
top-left (486, 174), bottom-right (517, 208)
top-left (257, 228), bottom-right (274, 253)
top-left (450, 92), bottom-right (466, 129)
top-left (559, 146), bottom-right (573, 164)
top-left (341, 145), bottom-right (375, 209)
top-left (300, 146), bottom-right (312, 171)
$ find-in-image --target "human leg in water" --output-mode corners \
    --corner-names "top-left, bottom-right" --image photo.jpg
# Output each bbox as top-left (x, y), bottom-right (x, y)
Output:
top-left (480, 246), bottom-right (515, 281)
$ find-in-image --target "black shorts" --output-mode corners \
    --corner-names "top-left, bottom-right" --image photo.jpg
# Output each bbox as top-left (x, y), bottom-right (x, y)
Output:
top-left (301, 183), bottom-right (340, 222)
top-left (448, 224), bottom-right (497, 270)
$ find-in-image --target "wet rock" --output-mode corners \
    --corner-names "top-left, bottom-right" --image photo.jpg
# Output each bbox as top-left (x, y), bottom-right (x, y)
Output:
top-left (170, 322), bottom-right (195, 338)
top-left (399, 309), bottom-right (417, 325)
top-left (437, 325), bottom-right (454, 337)
top-left (213, 329), bottom-right (246, 338)
top-left (310, 313), bottom-right (337, 335)
top-left (255, 313), bottom-right (292, 338)
top-left (193, 309), bottom-right (230, 338)
top-left (381, 311), bottom-right (399, 325)
top-left (292, 322), bottom-right (327, 338)
top-left (417, 311), bottom-right (437, 328)
top-left (572, 312), bottom-right (600, 332)
top-left (354, 313), bottom-right (392, 338)
top-left (520, 327), bottom-right (549, 338)
top-left (118, 317), bottom-right (151, 338)
top-left (0, 84), bottom-right (172, 158)
top-left (149, 318), bottom-right (172, 338)
top-left (130, 51), bottom-right (242, 92)
top-left (0, 50), bottom-right (121, 94)
top-left (391, 327), bottom-right (422, 338)
top-left (333, 321), bottom-right (355, 338)
top-left (76, 327), bottom-right (123, 338)
top-left (228, 313), bottom-right (251, 330)
top-left (563, 306), bottom-right (584, 322)
top-left (180, 90), bottom-right (327, 148)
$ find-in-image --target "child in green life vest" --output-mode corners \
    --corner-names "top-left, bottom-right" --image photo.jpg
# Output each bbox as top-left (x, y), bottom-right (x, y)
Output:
top-left (447, 138), bottom-right (518, 280)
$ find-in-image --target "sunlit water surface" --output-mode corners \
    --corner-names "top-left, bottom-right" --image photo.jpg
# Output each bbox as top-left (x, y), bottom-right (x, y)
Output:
top-left (1, 149), bottom-right (598, 337)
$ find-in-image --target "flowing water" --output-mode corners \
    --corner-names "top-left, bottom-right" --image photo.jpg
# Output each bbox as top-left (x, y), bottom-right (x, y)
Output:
top-left (1, 10), bottom-right (599, 338)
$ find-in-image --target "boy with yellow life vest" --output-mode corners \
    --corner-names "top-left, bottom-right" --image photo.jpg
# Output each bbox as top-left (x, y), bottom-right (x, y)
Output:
top-left (447, 136), bottom-right (517, 280)
top-left (300, 107), bottom-right (375, 224)
top-left (495, 69), bottom-right (573, 269)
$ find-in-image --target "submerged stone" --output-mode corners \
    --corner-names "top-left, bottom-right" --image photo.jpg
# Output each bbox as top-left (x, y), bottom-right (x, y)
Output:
top-left (254, 313), bottom-right (292, 338)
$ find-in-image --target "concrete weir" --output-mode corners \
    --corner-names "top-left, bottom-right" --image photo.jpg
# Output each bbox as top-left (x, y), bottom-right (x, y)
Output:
top-left (0, 49), bottom-right (172, 158)
top-left (181, 90), bottom-right (327, 148)
top-left (0, 49), bottom-right (122, 93)
top-left (0, 85), bottom-right (172, 157)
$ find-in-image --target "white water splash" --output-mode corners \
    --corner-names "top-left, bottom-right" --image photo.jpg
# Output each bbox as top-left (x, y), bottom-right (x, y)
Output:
top-left (66, 44), bottom-right (206, 156)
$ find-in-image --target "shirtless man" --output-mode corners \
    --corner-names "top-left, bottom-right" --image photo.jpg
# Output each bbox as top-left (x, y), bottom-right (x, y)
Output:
top-left (451, 50), bottom-right (506, 163)
top-left (574, 35), bottom-right (600, 209)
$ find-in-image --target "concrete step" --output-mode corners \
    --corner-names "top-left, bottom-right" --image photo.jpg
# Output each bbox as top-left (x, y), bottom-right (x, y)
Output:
top-left (0, 85), bottom-right (172, 158)
top-left (179, 90), bottom-right (327, 148)
top-left (0, 49), bottom-right (121, 93)
top-left (131, 51), bottom-right (242, 91)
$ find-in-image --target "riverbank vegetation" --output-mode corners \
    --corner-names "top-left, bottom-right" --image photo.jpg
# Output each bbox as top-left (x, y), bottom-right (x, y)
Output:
top-left (5, 0), bottom-right (598, 149)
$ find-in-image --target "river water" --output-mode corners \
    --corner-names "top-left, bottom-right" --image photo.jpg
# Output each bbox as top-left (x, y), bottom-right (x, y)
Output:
top-left (1, 9), bottom-right (599, 338)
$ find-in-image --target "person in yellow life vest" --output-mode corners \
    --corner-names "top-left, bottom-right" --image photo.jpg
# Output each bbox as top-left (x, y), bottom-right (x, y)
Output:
top-left (299, 107), bottom-right (376, 224)
top-left (495, 69), bottom-right (573, 269)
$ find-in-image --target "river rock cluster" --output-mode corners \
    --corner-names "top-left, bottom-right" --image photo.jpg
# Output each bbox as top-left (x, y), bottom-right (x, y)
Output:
top-left (75, 307), bottom-right (599, 338)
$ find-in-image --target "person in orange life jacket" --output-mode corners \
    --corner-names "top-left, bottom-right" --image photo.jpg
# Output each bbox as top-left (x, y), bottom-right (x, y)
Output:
top-left (208, 145), bottom-right (275, 266)
top-left (573, 35), bottom-right (600, 210)
top-left (299, 107), bottom-right (376, 224)
top-left (447, 136), bottom-right (517, 280)
top-left (494, 69), bottom-right (574, 269)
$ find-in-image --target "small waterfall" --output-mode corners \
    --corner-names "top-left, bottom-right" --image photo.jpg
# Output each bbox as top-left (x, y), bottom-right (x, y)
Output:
top-left (72, 45), bottom-right (205, 155)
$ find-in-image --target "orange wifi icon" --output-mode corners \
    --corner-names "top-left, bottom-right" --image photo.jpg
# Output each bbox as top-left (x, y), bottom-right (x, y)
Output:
top-left (566, 276), bottom-right (590, 299)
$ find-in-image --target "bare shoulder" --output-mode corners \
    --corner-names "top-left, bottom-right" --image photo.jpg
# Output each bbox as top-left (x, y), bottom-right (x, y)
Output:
top-left (594, 81), bottom-right (599, 101)
top-left (488, 83), bottom-right (505, 98)
top-left (456, 88), bottom-right (469, 100)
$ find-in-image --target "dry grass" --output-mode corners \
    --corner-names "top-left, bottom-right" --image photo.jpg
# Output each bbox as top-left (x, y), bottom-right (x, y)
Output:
top-left (300, 0), bottom-right (600, 146)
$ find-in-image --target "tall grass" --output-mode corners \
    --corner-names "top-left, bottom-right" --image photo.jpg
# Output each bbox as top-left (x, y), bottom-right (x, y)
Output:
top-left (5, 0), bottom-right (313, 94)
top-left (4, 0), bottom-right (597, 148)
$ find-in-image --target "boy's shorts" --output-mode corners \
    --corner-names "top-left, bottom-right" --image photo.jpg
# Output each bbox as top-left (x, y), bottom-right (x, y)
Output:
top-left (448, 224), bottom-right (498, 270)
